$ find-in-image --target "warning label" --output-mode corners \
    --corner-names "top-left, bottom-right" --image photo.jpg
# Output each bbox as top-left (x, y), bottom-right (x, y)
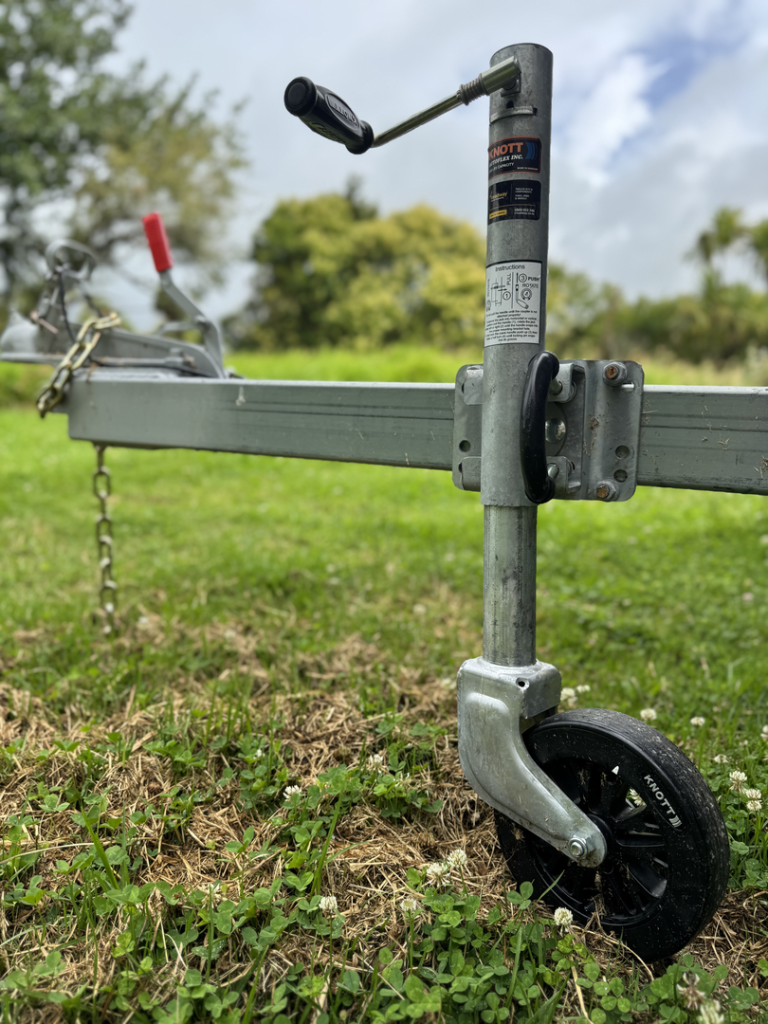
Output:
top-left (488, 180), bottom-right (540, 223)
top-left (484, 262), bottom-right (542, 346)
top-left (488, 137), bottom-right (541, 178)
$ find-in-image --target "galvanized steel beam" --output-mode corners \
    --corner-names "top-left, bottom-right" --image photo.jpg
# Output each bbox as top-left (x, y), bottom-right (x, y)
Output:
top-left (60, 374), bottom-right (767, 495)
top-left (63, 374), bottom-right (456, 470)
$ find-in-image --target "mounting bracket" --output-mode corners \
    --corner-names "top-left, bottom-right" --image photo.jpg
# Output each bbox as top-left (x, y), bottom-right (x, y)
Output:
top-left (453, 359), bottom-right (645, 502)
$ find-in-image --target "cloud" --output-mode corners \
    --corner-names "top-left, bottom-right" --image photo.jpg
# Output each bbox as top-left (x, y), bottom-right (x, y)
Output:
top-left (104, 0), bottom-right (768, 321)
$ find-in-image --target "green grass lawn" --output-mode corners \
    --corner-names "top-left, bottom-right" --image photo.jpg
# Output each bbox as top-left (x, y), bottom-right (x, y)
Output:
top-left (0, 348), bottom-right (767, 1022)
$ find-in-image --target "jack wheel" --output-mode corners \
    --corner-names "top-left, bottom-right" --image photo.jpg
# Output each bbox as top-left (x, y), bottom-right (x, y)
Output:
top-left (495, 709), bottom-right (729, 961)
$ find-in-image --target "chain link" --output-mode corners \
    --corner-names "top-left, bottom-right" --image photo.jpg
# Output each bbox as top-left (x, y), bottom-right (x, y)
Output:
top-left (94, 445), bottom-right (118, 635)
top-left (37, 311), bottom-right (120, 417)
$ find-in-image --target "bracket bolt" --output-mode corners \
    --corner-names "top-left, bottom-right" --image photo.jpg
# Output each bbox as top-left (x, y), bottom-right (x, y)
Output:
top-left (596, 480), bottom-right (618, 502)
top-left (549, 377), bottom-right (563, 395)
top-left (568, 837), bottom-right (588, 859)
top-left (603, 361), bottom-right (628, 386)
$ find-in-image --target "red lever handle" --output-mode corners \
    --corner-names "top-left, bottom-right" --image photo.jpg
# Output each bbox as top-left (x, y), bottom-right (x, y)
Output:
top-left (142, 212), bottom-right (174, 273)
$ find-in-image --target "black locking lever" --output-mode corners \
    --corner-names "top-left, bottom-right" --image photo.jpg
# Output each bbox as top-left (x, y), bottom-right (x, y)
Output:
top-left (284, 77), bottom-right (374, 154)
top-left (520, 350), bottom-right (560, 505)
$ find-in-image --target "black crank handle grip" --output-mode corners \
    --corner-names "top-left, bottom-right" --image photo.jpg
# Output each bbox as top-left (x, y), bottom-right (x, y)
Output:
top-left (520, 350), bottom-right (560, 505)
top-left (284, 77), bottom-right (374, 154)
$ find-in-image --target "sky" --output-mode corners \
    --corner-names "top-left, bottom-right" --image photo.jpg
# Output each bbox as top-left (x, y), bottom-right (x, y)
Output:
top-left (106, 0), bottom-right (768, 327)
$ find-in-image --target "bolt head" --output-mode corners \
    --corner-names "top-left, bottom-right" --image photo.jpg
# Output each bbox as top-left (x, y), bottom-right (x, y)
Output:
top-left (595, 480), bottom-right (618, 501)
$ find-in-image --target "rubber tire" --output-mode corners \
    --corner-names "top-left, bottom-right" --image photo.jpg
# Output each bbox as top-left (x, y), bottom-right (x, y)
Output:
top-left (495, 709), bottom-right (729, 961)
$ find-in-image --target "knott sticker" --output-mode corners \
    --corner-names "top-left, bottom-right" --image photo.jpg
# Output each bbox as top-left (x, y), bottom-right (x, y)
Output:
top-left (488, 137), bottom-right (541, 179)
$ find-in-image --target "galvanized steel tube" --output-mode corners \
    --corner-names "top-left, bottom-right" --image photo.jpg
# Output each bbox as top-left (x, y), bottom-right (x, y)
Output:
top-left (481, 43), bottom-right (553, 668)
top-left (483, 505), bottom-right (537, 666)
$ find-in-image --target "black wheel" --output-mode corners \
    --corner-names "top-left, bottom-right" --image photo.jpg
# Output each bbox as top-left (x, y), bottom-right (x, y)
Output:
top-left (495, 709), bottom-right (729, 961)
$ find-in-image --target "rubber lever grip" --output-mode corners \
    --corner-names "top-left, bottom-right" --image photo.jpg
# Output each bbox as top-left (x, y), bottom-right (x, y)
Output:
top-left (142, 212), bottom-right (174, 273)
top-left (520, 350), bottom-right (560, 505)
top-left (284, 77), bottom-right (374, 154)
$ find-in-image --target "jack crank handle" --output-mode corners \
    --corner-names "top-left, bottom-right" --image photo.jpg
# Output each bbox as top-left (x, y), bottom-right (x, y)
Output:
top-left (284, 77), bottom-right (374, 154)
top-left (520, 351), bottom-right (560, 505)
top-left (284, 54), bottom-right (520, 152)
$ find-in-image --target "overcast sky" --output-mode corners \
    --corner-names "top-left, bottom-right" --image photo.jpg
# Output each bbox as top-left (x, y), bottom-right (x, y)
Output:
top-left (107, 0), bottom-right (768, 326)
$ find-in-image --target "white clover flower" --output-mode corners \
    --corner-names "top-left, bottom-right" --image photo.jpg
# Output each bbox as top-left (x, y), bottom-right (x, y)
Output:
top-left (729, 770), bottom-right (747, 793)
top-left (425, 861), bottom-right (450, 886)
top-left (677, 973), bottom-right (706, 1011)
top-left (412, 603), bottom-right (427, 615)
top-left (747, 799), bottom-right (763, 813)
top-left (575, 684), bottom-right (591, 694)
top-left (553, 907), bottom-right (573, 930)
top-left (366, 752), bottom-right (386, 771)
top-left (446, 849), bottom-right (468, 870)
top-left (690, 716), bottom-right (706, 727)
top-left (284, 785), bottom-right (303, 801)
top-left (639, 708), bottom-right (657, 723)
top-left (744, 788), bottom-right (762, 800)
top-left (713, 754), bottom-right (729, 764)
top-left (628, 789), bottom-right (645, 807)
top-left (400, 898), bottom-right (420, 917)
top-left (206, 882), bottom-right (225, 905)
top-left (698, 999), bottom-right (725, 1024)
top-left (761, 724), bottom-right (768, 742)
top-left (560, 687), bottom-right (576, 701)
top-left (318, 895), bottom-right (338, 916)
top-left (254, 748), bottom-right (264, 760)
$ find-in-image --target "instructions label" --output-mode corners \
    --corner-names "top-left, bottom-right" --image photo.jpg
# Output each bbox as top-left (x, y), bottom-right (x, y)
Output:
top-left (485, 262), bottom-right (542, 346)
top-left (488, 137), bottom-right (541, 178)
top-left (488, 179), bottom-right (540, 223)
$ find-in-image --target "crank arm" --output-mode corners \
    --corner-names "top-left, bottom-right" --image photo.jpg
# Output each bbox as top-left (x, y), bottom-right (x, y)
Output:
top-left (457, 657), bottom-right (607, 866)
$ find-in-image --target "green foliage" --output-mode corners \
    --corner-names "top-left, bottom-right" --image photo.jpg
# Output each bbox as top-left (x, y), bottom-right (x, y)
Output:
top-left (577, 207), bottom-right (768, 365)
top-left (0, 0), bottom-right (243, 305)
top-left (226, 180), bottom-right (487, 351)
top-left (611, 275), bottom-right (768, 364)
top-left (1, 372), bottom-right (768, 1019)
top-left (227, 189), bottom-right (768, 366)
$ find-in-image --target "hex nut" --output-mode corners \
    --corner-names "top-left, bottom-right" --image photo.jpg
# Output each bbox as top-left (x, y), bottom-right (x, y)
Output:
top-left (603, 361), bottom-right (628, 386)
top-left (568, 837), bottom-right (588, 859)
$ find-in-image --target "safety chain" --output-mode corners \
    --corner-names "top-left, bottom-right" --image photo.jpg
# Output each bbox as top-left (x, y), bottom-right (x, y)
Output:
top-left (94, 445), bottom-right (118, 635)
top-left (36, 311), bottom-right (120, 417)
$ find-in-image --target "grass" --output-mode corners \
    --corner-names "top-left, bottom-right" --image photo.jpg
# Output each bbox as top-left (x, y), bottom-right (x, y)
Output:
top-left (0, 345), bottom-right (767, 1022)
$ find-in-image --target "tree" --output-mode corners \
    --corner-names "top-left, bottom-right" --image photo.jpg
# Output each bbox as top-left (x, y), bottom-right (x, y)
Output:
top-left (0, 0), bottom-right (244, 303)
top-left (693, 207), bottom-right (768, 285)
top-left (226, 181), bottom-right (487, 351)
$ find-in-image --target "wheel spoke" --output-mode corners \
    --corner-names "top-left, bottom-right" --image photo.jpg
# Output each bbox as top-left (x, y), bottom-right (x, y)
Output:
top-left (614, 829), bottom-right (666, 853)
top-left (547, 759), bottom-right (588, 807)
top-left (613, 804), bottom-right (654, 831)
top-left (560, 863), bottom-right (598, 902)
top-left (597, 771), bottom-right (630, 817)
top-left (600, 870), bottom-right (638, 916)
top-left (624, 860), bottom-right (667, 902)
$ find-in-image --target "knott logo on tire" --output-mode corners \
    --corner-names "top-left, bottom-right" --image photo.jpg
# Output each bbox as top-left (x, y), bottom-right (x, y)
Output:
top-left (643, 774), bottom-right (683, 828)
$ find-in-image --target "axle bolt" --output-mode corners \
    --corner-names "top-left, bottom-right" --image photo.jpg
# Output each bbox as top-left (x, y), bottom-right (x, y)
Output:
top-left (568, 837), bottom-right (588, 859)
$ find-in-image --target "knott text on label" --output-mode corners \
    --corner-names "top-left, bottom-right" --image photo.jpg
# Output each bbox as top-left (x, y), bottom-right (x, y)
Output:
top-left (488, 137), bottom-right (541, 179)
